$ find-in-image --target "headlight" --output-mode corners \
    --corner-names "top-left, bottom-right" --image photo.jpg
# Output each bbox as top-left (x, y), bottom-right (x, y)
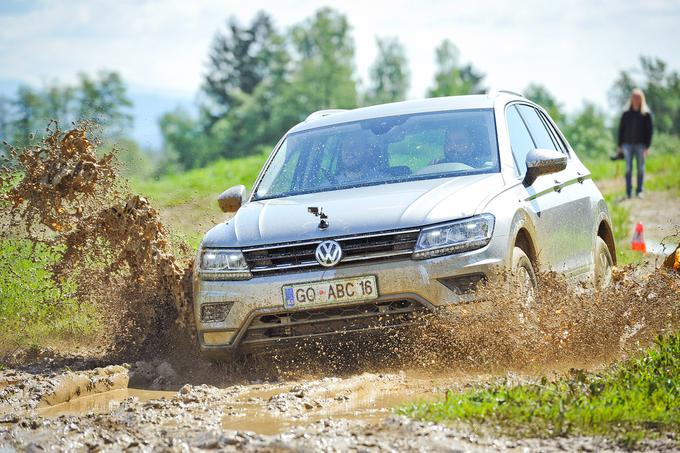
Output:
top-left (413, 214), bottom-right (495, 259)
top-left (200, 249), bottom-right (251, 280)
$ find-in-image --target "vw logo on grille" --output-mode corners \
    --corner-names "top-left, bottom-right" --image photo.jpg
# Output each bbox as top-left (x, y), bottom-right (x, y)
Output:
top-left (315, 240), bottom-right (343, 267)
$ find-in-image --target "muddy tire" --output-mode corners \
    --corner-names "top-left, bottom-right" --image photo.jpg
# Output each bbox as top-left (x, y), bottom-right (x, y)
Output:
top-left (593, 236), bottom-right (613, 290)
top-left (511, 246), bottom-right (538, 308)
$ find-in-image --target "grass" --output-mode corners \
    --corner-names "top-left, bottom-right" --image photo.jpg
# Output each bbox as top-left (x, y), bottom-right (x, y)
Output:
top-left (398, 334), bottom-right (680, 446)
top-left (584, 151), bottom-right (680, 266)
top-left (586, 150), bottom-right (680, 196)
top-left (602, 194), bottom-right (647, 266)
top-left (0, 240), bottom-right (101, 356)
top-left (129, 153), bottom-right (268, 208)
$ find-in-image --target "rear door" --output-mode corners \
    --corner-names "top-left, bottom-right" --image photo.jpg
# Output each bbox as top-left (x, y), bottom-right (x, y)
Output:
top-left (514, 104), bottom-right (593, 275)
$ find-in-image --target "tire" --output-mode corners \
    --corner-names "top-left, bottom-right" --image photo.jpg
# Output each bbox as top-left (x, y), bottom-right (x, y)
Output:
top-left (511, 246), bottom-right (538, 308)
top-left (593, 236), bottom-right (613, 290)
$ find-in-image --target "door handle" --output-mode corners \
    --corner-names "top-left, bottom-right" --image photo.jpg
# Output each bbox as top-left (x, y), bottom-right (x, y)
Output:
top-left (553, 179), bottom-right (563, 193)
top-left (577, 172), bottom-right (585, 183)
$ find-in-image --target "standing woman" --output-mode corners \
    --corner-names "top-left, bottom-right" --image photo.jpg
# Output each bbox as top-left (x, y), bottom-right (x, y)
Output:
top-left (617, 88), bottom-right (653, 198)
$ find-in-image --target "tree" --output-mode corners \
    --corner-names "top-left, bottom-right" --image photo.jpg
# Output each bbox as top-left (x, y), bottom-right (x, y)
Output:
top-left (609, 56), bottom-right (680, 135)
top-left (427, 40), bottom-right (484, 97)
top-left (365, 37), bottom-right (410, 105)
top-left (562, 103), bottom-right (614, 159)
top-left (0, 96), bottom-right (9, 141)
top-left (4, 72), bottom-right (132, 147)
top-left (2, 71), bottom-right (135, 160)
top-left (200, 11), bottom-right (291, 159)
top-left (159, 108), bottom-right (213, 170)
top-left (288, 7), bottom-right (358, 111)
top-left (77, 71), bottom-right (133, 136)
top-left (524, 83), bottom-right (565, 127)
top-left (11, 86), bottom-right (48, 147)
top-left (202, 12), bottom-right (287, 125)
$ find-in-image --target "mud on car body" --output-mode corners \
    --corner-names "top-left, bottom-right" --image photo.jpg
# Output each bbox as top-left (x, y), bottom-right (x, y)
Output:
top-left (194, 92), bottom-right (616, 360)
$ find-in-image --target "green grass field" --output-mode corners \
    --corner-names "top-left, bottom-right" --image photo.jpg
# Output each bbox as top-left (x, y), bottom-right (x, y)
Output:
top-left (0, 240), bottom-right (99, 355)
top-left (129, 153), bottom-right (268, 208)
top-left (398, 334), bottom-right (680, 446)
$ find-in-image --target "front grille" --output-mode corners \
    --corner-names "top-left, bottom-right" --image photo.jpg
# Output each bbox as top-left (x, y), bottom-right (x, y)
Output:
top-left (242, 228), bottom-right (420, 276)
top-left (240, 299), bottom-right (429, 346)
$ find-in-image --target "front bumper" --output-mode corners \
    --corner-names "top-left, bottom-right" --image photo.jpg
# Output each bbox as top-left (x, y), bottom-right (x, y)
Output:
top-left (194, 234), bottom-right (508, 355)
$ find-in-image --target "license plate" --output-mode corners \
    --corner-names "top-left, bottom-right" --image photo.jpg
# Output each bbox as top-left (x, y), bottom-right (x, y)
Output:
top-left (282, 276), bottom-right (378, 308)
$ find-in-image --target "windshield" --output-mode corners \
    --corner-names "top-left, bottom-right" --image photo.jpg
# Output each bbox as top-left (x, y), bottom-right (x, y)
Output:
top-left (253, 108), bottom-right (499, 200)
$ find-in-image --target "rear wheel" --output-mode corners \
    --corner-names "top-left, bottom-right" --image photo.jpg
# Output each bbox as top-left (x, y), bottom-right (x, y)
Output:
top-left (593, 236), bottom-right (613, 290)
top-left (511, 246), bottom-right (538, 308)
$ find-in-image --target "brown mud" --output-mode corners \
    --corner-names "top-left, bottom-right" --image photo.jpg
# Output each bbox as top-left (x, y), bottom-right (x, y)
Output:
top-left (1, 122), bottom-right (195, 360)
top-left (1, 124), bottom-right (679, 451)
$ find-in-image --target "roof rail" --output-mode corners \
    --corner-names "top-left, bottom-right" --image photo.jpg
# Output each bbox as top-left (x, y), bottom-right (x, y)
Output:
top-left (305, 109), bottom-right (347, 122)
top-left (489, 89), bottom-right (525, 98)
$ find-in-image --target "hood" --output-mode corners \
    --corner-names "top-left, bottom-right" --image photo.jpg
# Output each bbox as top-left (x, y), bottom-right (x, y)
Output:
top-left (202, 173), bottom-right (505, 247)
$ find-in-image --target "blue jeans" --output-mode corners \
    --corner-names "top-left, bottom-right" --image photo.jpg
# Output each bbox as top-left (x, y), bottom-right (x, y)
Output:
top-left (622, 143), bottom-right (645, 197)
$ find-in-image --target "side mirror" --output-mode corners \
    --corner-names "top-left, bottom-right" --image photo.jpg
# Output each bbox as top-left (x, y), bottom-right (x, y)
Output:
top-left (217, 185), bottom-right (247, 213)
top-left (523, 148), bottom-right (567, 186)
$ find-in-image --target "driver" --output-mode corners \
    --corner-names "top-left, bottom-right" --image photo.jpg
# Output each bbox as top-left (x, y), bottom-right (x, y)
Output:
top-left (335, 131), bottom-right (380, 184)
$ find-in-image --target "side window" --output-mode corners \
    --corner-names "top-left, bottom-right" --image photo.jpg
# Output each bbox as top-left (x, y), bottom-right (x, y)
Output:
top-left (516, 105), bottom-right (558, 151)
top-left (506, 105), bottom-right (535, 176)
top-left (538, 110), bottom-right (568, 154)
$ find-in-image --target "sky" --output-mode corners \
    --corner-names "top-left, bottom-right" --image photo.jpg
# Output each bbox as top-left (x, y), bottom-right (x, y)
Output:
top-left (1, 0), bottom-right (679, 147)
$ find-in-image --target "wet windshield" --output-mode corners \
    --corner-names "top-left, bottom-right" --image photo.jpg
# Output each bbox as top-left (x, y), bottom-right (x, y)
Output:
top-left (253, 109), bottom-right (499, 200)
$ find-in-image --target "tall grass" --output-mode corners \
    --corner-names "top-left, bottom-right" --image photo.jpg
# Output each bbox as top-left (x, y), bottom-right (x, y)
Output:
top-left (0, 240), bottom-right (99, 355)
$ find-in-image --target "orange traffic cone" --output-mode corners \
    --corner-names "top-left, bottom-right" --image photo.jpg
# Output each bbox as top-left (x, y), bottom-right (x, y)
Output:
top-left (631, 222), bottom-right (646, 253)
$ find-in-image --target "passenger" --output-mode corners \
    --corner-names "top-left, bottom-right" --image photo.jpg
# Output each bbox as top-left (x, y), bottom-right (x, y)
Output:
top-left (434, 124), bottom-right (489, 168)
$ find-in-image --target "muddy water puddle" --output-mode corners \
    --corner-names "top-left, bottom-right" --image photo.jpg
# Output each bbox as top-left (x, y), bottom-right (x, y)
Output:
top-left (36, 370), bottom-right (475, 436)
top-left (219, 371), bottom-right (477, 435)
top-left (221, 386), bottom-right (437, 435)
top-left (38, 388), bottom-right (174, 417)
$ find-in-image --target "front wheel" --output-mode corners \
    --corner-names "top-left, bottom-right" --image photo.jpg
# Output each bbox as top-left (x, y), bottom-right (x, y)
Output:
top-left (511, 246), bottom-right (538, 308)
top-left (593, 237), bottom-right (613, 290)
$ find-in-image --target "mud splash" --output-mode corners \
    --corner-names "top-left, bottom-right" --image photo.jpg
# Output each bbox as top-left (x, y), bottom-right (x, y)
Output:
top-left (408, 268), bottom-right (680, 373)
top-left (232, 272), bottom-right (679, 383)
top-left (0, 122), bottom-right (194, 359)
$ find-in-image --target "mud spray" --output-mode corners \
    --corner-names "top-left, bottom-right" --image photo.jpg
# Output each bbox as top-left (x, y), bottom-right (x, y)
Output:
top-left (1, 123), bottom-right (679, 380)
top-left (0, 122), bottom-right (194, 361)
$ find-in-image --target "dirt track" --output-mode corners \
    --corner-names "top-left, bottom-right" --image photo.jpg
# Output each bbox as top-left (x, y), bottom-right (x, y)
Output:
top-left (3, 359), bottom-right (678, 452)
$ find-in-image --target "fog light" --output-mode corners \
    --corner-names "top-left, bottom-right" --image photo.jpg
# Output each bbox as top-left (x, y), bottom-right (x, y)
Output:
top-left (200, 302), bottom-right (234, 323)
top-left (203, 331), bottom-right (236, 345)
top-left (438, 273), bottom-right (486, 295)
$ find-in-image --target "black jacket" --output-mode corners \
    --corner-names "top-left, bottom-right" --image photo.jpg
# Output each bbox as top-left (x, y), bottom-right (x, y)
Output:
top-left (618, 110), bottom-right (653, 148)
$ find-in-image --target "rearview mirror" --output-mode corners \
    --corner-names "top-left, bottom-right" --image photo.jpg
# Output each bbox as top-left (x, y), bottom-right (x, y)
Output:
top-left (523, 148), bottom-right (567, 186)
top-left (217, 185), bottom-right (247, 213)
